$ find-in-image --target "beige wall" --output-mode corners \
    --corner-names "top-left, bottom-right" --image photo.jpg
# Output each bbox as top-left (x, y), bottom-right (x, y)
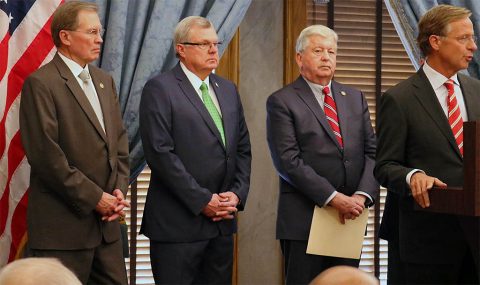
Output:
top-left (237, 0), bottom-right (284, 284)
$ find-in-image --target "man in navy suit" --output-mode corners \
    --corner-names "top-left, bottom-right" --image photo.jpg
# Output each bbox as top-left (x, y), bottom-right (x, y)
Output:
top-left (266, 25), bottom-right (378, 284)
top-left (376, 5), bottom-right (480, 284)
top-left (139, 16), bottom-right (251, 284)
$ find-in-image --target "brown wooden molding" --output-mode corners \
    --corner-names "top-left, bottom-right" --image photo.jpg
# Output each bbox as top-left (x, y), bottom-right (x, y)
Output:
top-left (284, 0), bottom-right (307, 85)
top-left (217, 30), bottom-right (240, 86)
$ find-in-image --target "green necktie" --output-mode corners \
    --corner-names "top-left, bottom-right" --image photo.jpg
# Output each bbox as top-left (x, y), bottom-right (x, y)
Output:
top-left (200, 82), bottom-right (225, 146)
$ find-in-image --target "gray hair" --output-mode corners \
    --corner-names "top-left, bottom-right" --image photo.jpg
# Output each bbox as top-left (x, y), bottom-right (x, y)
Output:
top-left (174, 16), bottom-right (214, 45)
top-left (295, 25), bottom-right (338, 53)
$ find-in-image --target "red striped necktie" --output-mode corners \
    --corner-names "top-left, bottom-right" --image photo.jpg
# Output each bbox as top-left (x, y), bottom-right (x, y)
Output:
top-left (444, 79), bottom-right (463, 156)
top-left (323, 86), bottom-right (343, 147)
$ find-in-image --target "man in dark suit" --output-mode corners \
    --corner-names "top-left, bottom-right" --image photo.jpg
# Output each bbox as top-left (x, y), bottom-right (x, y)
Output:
top-left (266, 25), bottom-right (378, 284)
top-left (139, 16), bottom-right (251, 284)
top-left (375, 5), bottom-right (480, 284)
top-left (20, 1), bottom-right (129, 284)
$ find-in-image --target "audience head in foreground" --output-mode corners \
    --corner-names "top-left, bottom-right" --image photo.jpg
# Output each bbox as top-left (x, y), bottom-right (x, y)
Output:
top-left (309, 265), bottom-right (379, 285)
top-left (0, 258), bottom-right (82, 285)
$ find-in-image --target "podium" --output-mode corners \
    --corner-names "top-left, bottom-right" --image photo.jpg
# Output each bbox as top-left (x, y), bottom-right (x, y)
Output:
top-left (421, 121), bottom-right (480, 216)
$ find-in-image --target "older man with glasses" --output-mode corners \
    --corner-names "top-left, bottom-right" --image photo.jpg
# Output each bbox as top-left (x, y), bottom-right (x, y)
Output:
top-left (139, 16), bottom-right (251, 284)
top-left (20, 1), bottom-right (130, 284)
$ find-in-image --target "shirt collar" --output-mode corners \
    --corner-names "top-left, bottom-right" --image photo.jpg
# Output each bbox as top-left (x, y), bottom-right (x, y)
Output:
top-left (423, 60), bottom-right (459, 90)
top-left (303, 76), bottom-right (332, 95)
top-left (58, 52), bottom-right (90, 78)
top-left (180, 62), bottom-right (210, 91)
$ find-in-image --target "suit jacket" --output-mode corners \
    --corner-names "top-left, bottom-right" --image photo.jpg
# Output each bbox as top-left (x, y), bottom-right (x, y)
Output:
top-left (139, 63), bottom-right (251, 242)
top-left (375, 67), bottom-right (480, 264)
top-left (20, 53), bottom-right (129, 250)
top-left (266, 76), bottom-right (378, 241)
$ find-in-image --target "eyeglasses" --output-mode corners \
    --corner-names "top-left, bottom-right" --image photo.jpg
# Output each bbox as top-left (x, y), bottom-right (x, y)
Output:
top-left (181, 42), bottom-right (222, 50)
top-left (66, 28), bottom-right (105, 37)
top-left (441, 34), bottom-right (477, 44)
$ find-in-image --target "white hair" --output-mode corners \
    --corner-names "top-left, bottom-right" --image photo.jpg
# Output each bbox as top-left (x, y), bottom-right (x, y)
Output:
top-left (296, 25), bottom-right (338, 53)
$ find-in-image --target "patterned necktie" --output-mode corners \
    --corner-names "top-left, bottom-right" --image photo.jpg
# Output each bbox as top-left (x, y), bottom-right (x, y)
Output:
top-left (323, 86), bottom-right (343, 147)
top-left (444, 79), bottom-right (463, 156)
top-left (78, 69), bottom-right (105, 133)
top-left (200, 82), bottom-right (225, 146)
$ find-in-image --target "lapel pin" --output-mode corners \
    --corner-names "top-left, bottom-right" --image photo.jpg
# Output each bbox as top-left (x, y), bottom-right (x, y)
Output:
top-left (341, 91), bottom-right (347, 96)
top-left (215, 82), bottom-right (219, 88)
top-left (99, 83), bottom-right (104, 89)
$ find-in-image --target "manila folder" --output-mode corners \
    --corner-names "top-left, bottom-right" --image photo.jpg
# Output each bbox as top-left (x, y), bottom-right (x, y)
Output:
top-left (306, 205), bottom-right (368, 259)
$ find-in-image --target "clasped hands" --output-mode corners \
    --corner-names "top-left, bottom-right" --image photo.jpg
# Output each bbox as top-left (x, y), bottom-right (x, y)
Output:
top-left (329, 193), bottom-right (366, 224)
top-left (202, 192), bottom-right (239, 222)
top-left (95, 189), bottom-right (131, 222)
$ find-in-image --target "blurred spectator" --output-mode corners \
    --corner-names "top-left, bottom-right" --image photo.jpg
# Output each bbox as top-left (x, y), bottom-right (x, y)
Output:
top-left (0, 257), bottom-right (81, 285)
top-left (310, 265), bottom-right (379, 285)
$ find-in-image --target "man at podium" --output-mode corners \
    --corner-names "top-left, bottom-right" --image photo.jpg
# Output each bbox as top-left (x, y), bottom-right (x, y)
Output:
top-left (375, 4), bottom-right (480, 285)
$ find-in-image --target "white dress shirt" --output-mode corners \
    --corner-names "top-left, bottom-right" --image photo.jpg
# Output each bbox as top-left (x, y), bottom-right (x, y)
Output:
top-left (58, 52), bottom-right (105, 132)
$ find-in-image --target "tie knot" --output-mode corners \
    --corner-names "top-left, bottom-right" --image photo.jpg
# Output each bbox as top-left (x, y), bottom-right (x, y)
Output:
top-left (323, 86), bottom-right (330, 96)
top-left (200, 82), bottom-right (208, 92)
top-left (79, 69), bottom-right (90, 83)
top-left (444, 79), bottom-right (455, 95)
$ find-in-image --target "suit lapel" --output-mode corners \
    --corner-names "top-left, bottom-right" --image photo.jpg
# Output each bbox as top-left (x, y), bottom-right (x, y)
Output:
top-left (331, 81), bottom-right (347, 144)
top-left (293, 76), bottom-right (342, 150)
top-left (90, 66), bottom-right (110, 144)
top-left (413, 69), bottom-right (462, 158)
top-left (173, 64), bottom-right (226, 149)
top-left (53, 54), bottom-right (107, 143)
top-left (210, 75), bottom-right (233, 150)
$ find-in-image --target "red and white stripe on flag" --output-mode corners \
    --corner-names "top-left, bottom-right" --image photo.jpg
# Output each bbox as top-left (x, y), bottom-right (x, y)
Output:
top-left (0, 0), bottom-right (62, 267)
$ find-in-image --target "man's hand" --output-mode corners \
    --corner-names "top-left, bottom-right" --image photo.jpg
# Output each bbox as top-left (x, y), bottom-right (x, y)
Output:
top-left (213, 192), bottom-right (241, 222)
top-left (202, 193), bottom-right (238, 222)
top-left (410, 172), bottom-right (446, 208)
top-left (352, 194), bottom-right (367, 207)
top-left (96, 190), bottom-right (130, 222)
top-left (105, 189), bottom-right (130, 222)
top-left (338, 194), bottom-right (368, 224)
top-left (95, 192), bottom-right (118, 218)
top-left (219, 191), bottom-right (240, 207)
top-left (329, 192), bottom-right (365, 224)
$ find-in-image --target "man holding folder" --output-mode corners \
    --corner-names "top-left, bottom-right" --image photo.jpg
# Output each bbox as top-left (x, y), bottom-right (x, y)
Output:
top-left (266, 25), bottom-right (378, 284)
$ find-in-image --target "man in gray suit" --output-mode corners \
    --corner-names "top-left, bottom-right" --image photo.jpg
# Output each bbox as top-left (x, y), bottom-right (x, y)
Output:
top-left (139, 16), bottom-right (251, 284)
top-left (266, 25), bottom-right (378, 284)
top-left (376, 5), bottom-right (480, 284)
top-left (20, 1), bottom-right (129, 284)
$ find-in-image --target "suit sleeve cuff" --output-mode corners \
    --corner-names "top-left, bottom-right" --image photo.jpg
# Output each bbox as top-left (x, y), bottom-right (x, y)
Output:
top-left (406, 169), bottom-right (424, 187)
top-left (323, 191), bottom-right (338, 206)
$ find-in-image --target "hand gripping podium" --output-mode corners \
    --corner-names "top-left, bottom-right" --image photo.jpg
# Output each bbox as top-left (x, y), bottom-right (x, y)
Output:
top-left (423, 121), bottom-right (480, 216)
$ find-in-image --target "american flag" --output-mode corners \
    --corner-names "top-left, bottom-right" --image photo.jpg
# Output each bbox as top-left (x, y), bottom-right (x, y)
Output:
top-left (0, 0), bottom-right (63, 266)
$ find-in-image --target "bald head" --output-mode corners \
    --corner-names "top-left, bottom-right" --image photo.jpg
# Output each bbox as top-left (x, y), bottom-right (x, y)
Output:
top-left (310, 266), bottom-right (379, 285)
top-left (0, 258), bottom-right (81, 285)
